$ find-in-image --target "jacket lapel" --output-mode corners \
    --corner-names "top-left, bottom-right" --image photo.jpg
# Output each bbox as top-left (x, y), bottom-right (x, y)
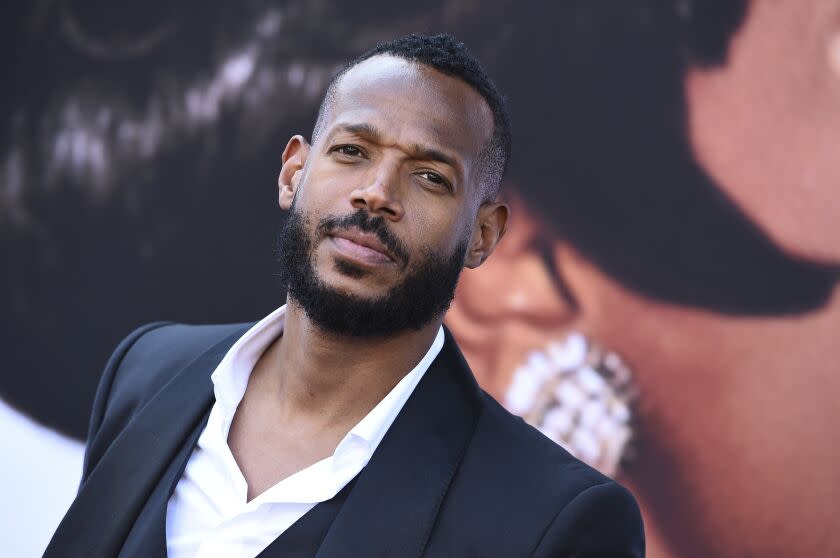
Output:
top-left (117, 407), bottom-right (212, 558)
top-left (44, 327), bottom-right (248, 558)
top-left (315, 328), bottom-right (485, 558)
top-left (47, 324), bottom-right (483, 558)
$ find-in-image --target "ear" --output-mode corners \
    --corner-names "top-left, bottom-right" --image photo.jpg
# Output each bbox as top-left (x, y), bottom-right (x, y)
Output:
top-left (464, 201), bottom-right (509, 269)
top-left (278, 135), bottom-right (311, 210)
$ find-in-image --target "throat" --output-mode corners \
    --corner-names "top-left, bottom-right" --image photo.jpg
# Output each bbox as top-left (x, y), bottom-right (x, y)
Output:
top-left (225, 302), bottom-right (442, 501)
top-left (226, 382), bottom-right (351, 502)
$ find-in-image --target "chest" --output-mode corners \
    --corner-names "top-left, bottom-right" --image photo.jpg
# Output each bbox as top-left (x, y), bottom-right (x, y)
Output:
top-left (226, 394), bottom-right (348, 501)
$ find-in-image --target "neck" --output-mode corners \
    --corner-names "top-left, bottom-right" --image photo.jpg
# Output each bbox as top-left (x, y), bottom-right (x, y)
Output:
top-left (253, 297), bottom-right (442, 428)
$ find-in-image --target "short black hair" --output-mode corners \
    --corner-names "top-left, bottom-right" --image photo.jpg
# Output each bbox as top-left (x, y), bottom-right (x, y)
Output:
top-left (313, 33), bottom-right (510, 202)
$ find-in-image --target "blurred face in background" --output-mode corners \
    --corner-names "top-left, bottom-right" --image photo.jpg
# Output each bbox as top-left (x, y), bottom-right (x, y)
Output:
top-left (685, 0), bottom-right (840, 264)
top-left (447, 1), bottom-right (840, 557)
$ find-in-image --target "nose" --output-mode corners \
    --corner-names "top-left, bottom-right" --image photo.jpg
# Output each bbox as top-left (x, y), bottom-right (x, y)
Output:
top-left (349, 162), bottom-right (404, 221)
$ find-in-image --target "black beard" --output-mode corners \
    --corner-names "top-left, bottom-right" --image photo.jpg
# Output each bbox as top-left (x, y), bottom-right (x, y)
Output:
top-left (277, 209), bottom-right (468, 337)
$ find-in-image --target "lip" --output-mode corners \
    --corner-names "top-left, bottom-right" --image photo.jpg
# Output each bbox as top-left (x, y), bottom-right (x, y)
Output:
top-left (329, 229), bottom-right (396, 266)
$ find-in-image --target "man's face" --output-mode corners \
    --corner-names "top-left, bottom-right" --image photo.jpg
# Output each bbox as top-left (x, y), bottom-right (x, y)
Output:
top-left (278, 55), bottom-right (496, 335)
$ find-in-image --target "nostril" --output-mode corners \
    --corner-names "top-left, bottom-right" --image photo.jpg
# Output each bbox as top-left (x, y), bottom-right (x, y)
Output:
top-left (380, 205), bottom-right (399, 218)
top-left (350, 185), bottom-right (403, 219)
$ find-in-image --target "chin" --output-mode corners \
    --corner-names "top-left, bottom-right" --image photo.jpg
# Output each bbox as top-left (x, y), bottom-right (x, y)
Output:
top-left (319, 266), bottom-right (393, 300)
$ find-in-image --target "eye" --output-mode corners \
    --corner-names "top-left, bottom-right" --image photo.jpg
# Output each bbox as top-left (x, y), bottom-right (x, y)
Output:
top-left (330, 144), bottom-right (366, 158)
top-left (416, 170), bottom-right (451, 190)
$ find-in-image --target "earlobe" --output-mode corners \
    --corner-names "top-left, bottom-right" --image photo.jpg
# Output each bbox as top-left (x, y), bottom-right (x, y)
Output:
top-left (464, 202), bottom-right (509, 269)
top-left (278, 135), bottom-right (310, 210)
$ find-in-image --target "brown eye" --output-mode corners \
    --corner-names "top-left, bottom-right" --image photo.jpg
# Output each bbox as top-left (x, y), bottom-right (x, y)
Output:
top-left (419, 171), bottom-right (444, 183)
top-left (333, 145), bottom-right (364, 157)
top-left (417, 171), bottom-right (450, 191)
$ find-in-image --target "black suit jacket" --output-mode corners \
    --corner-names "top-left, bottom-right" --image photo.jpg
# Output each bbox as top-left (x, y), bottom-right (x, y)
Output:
top-left (46, 321), bottom-right (644, 557)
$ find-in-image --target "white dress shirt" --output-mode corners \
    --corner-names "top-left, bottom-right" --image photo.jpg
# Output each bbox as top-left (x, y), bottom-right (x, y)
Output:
top-left (166, 305), bottom-right (444, 558)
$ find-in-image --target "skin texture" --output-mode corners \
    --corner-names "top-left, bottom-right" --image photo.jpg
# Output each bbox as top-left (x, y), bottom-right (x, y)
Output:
top-left (685, 0), bottom-right (840, 263)
top-left (227, 55), bottom-right (508, 501)
top-left (447, 1), bottom-right (840, 556)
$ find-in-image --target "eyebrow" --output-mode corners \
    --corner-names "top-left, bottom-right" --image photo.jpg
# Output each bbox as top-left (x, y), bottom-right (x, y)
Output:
top-left (330, 122), bottom-right (461, 171)
top-left (332, 122), bottom-right (383, 142)
top-left (406, 144), bottom-right (459, 170)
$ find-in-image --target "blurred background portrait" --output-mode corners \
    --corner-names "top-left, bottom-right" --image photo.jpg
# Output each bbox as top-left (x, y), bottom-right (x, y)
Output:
top-left (2, 1), bottom-right (838, 556)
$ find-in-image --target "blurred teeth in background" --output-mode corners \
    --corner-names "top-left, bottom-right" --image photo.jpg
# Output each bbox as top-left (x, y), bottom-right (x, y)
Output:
top-left (504, 333), bottom-right (636, 477)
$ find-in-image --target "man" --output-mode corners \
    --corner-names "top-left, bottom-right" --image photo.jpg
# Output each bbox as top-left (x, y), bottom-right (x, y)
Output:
top-left (2, 0), bottom-right (494, 442)
top-left (0, 5), bottom-right (498, 554)
top-left (45, 34), bottom-right (644, 557)
top-left (447, 1), bottom-right (840, 557)
top-left (0, 5), bottom-right (495, 556)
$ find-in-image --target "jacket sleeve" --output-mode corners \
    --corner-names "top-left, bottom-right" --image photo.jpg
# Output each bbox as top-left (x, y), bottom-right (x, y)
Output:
top-left (530, 480), bottom-right (645, 558)
top-left (79, 321), bottom-right (173, 487)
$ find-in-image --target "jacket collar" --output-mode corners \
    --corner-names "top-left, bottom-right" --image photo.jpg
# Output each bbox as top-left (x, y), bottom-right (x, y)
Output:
top-left (44, 326), bottom-right (248, 558)
top-left (312, 327), bottom-right (484, 558)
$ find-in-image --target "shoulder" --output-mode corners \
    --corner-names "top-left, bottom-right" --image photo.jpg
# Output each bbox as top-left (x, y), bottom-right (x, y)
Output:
top-left (472, 393), bottom-right (616, 499)
top-left (114, 322), bottom-right (249, 383)
top-left (91, 321), bottom-right (250, 440)
top-left (434, 394), bottom-right (643, 555)
top-left (106, 321), bottom-right (251, 409)
top-left (80, 320), bottom-right (252, 481)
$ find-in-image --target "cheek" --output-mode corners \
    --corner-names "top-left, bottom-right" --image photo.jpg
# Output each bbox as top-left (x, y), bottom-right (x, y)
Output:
top-left (578, 256), bottom-right (840, 553)
top-left (405, 198), bottom-right (467, 253)
top-left (294, 181), bottom-right (339, 216)
top-left (686, 71), bottom-right (840, 262)
top-left (295, 159), bottom-right (360, 210)
top-left (683, 3), bottom-right (840, 262)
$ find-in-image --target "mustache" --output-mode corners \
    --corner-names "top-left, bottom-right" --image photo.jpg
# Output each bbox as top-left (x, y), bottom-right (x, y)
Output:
top-left (315, 210), bottom-right (410, 267)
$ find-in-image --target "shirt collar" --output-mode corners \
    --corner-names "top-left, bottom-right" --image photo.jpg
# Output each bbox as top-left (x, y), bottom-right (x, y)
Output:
top-left (210, 304), bottom-right (288, 422)
top-left (345, 326), bottom-right (444, 452)
top-left (209, 304), bottom-right (445, 452)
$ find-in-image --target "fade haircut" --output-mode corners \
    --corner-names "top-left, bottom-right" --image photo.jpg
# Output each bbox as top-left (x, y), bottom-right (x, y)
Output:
top-left (311, 33), bottom-right (511, 202)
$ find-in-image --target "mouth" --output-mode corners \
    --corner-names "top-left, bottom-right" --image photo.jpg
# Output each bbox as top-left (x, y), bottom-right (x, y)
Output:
top-left (328, 229), bottom-right (397, 266)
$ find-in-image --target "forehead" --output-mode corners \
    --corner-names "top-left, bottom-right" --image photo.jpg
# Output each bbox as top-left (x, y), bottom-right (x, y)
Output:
top-left (325, 55), bottom-right (494, 164)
